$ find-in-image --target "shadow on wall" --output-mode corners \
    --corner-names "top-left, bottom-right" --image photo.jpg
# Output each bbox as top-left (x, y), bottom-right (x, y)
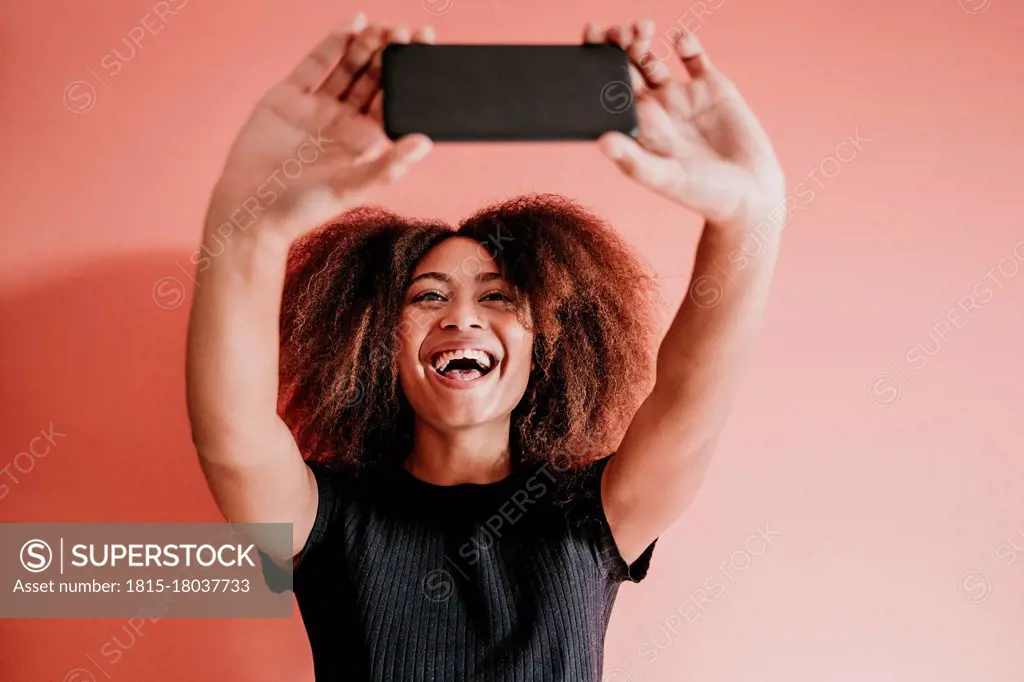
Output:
top-left (0, 251), bottom-right (311, 682)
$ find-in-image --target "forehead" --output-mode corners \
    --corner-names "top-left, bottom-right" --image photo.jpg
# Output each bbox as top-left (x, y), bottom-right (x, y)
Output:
top-left (411, 236), bottom-right (501, 278)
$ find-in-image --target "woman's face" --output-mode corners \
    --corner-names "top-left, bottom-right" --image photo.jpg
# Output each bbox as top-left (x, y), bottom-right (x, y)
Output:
top-left (397, 236), bottom-right (534, 430)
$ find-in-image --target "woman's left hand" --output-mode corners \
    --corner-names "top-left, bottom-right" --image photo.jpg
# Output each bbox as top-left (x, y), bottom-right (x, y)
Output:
top-left (587, 21), bottom-right (786, 234)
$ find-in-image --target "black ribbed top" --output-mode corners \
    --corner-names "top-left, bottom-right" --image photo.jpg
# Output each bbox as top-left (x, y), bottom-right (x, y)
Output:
top-left (261, 455), bottom-right (656, 681)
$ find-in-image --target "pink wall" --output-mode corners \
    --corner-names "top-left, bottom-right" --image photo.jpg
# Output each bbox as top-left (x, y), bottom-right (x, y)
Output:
top-left (2, 0), bottom-right (1023, 680)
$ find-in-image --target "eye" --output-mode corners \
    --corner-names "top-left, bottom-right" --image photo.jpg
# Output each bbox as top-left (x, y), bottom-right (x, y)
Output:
top-left (481, 290), bottom-right (515, 303)
top-left (411, 290), bottom-right (447, 303)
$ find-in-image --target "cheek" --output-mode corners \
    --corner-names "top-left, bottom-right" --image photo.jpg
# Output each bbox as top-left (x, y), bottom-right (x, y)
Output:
top-left (505, 327), bottom-right (535, 371)
top-left (394, 317), bottom-right (419, 366)
top-left (395, 308), bottom-right (438, 373)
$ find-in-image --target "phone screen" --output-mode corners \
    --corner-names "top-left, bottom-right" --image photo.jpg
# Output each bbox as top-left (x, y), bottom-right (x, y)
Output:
top-left (381, 44), bottom-right (638, 142)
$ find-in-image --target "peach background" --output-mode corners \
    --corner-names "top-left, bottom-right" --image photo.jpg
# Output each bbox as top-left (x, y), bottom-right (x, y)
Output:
top-left (2, 0), bottom-right (1023, 680)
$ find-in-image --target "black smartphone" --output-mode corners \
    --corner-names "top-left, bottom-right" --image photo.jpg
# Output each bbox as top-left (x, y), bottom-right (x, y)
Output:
top-left (380, 44), bottom-right (638, 142)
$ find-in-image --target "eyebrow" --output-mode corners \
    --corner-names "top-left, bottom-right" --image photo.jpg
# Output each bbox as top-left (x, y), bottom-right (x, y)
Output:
top-left (409, 271), bottom-right (504, 285)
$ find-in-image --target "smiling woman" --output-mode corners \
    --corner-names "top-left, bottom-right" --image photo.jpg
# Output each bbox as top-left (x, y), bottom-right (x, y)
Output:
top-left (242, 195), bottom-right (664, 680)
top-left (187, 10), bottom-right (784, 682)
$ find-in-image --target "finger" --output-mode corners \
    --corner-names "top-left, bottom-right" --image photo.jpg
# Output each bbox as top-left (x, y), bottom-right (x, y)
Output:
top-left (347, 24), bottom-right (411, 112)
top-left (284, 13), bottom-right (366, 92)
top-left (343, 134), bottom-right (433, 190)
top-left (368, 90), bottom-right (384, 122)
top-left (389, 24), bottom-right (413, 43)
top-left (594, 23), bottom-right (655, 97)
top-left (628, 21), bottom-right (674, 90)
top-left (617, 22), bottom-right (648, 97)
top-left (626, 63), bottom-right (645, 97)
top-left (675, 29), bottom-right (713, 79)
top-left (639, 57), bottom-right (673, 89)
top-left (412, 25), bottom-right (436, 43)
top-left (381, 133), bottom-right (433, 183)
top-left (629, 45), bottom-right (673, 91)
top-left (583, 21), bottom-right (603, 44)
top-left (608, 19), bottom-right (671, 96)
top-left (597, 131), bottom-right (684, 195)
top-left (631, 19), bottom-right (654, 57)
top-left (633, 97), bottom-right (681, 157)
top-left (369, 26), bottom-right (433, 121)
top-left (655, 80), bottom-right (694, 120)
top-left (323, 24), bottom-right (386, 101)
top-left (606, 24), bottom-right (634, 52)
top-left (317, 24), bottom-right (385, 100)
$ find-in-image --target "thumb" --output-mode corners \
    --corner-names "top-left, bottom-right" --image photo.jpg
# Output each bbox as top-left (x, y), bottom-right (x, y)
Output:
top-left (597, 131), bottom-right (642, 164)
top-left (598, 131), bottom-right (682, 196)
top-left (368, 133), bottom-right (433, 184)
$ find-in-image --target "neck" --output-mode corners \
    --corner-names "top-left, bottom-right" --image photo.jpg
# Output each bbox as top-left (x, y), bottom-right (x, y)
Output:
top-left (405, 417), bottom-right (514, 485)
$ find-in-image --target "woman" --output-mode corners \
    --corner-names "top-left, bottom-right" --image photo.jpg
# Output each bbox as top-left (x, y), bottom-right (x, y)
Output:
top-left (187, 12), bottom-right (785, 682)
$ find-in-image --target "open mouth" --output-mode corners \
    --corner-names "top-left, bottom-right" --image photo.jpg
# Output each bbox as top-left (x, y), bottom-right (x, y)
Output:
top-left (429, 349), bottom-right (497, 383)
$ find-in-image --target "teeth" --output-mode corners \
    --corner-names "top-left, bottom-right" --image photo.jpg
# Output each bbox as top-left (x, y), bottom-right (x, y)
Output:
top-left (431, 348), bottom-right (493, 373)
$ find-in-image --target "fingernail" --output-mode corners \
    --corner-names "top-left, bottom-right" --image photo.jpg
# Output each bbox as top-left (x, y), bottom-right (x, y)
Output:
top-left (599, 134), bottom-right (626, 159)
top-left (353, 12), bottom-right (367, 29)
top-left (676, 31), bottom-right (700, 52)
top-left (407, 138), bottom-right (432, 162)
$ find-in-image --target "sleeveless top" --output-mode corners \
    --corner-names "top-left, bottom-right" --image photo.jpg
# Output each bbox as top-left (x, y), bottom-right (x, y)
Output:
top-left (260, 455), bottom-right (656, 681)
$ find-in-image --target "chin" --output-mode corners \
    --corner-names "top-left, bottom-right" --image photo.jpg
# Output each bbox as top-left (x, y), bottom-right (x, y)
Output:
top-left (431, 410), bottom-right (497, 430)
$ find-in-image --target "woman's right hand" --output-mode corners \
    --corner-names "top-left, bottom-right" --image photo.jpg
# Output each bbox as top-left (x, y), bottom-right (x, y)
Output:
top-left (207, 13), bottom-right (435, 242)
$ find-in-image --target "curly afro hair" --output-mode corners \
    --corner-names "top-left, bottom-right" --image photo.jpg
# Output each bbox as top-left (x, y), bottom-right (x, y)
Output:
top-left (278, 193), bottom-right (661, 476)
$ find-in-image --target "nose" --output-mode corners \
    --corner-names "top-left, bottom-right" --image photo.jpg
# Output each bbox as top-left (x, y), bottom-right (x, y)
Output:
top-left (440, 297), bottom-right (485, 331)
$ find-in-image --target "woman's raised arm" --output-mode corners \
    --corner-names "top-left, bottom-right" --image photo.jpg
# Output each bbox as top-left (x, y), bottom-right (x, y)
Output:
top-left (589, 21), bottom-right (786, 563)
top-left (186, 13), bottom-right (434, 557)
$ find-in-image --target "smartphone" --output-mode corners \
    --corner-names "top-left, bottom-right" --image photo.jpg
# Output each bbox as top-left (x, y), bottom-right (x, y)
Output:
top-left (380, 44), bottom-right (638, 142)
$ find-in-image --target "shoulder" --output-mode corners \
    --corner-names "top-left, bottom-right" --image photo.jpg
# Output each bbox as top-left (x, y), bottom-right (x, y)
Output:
top-left (258, 459), bottom-right (392, 593)
top-left (548, 454), bottom-right (657, 583)
top-left (305, 459), bottom-right (382, 515)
